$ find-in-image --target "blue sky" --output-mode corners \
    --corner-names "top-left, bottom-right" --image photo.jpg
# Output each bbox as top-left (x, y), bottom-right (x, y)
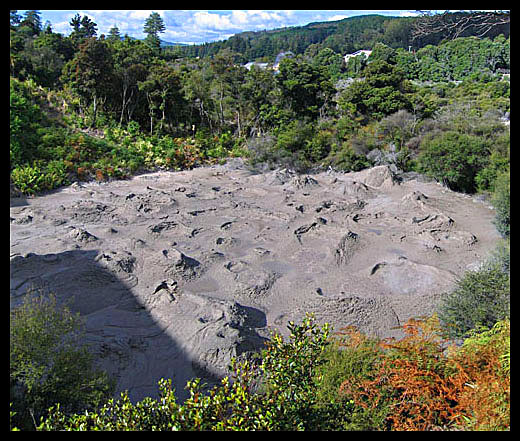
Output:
top-left (18, 10), bottom-right (422, 44)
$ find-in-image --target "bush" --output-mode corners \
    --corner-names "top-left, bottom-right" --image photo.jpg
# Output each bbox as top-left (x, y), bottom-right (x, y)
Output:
top-left (324, 141), bottom-right (371, 172)
top-left (10, 291), bottom-right (114, 430)
top-left (10, 77), bottom-right (44, 168)
top-left (450, 320), bottom-right (510, 430)
top-left (31, 312), bottom-right (511, 431)
top-left (345, 316), bottom-right (510, 430)
top-left (437, 259), bottom-right (510, 339)
top-left (492, 169), bottom-right (510, 238)
top-left (315, 327), bottom-right (389, 430)
top-left (39, 315), bottom-right (332, 431)
top-left (416, 130), bottom-right (490, 193)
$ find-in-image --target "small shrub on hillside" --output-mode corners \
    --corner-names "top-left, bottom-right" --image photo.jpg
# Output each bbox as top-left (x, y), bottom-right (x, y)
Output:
top-left (324, 142), bottom-right (371, 172)
top-left (416, 130), bottom-right (490, 193)
top-left (492, 169), bottom-right (510, 238)
top-left (437, 259), bottom-right (510, 339)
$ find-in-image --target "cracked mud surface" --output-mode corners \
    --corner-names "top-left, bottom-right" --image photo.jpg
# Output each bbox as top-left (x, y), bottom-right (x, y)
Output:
top-left (10, 161), bottom-right (500, 402)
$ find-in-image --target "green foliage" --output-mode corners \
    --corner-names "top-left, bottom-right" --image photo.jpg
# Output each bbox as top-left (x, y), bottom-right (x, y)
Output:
top-left (10, 77), bottom-right (44, 168)
top-left (416, 130), bottom-right (490, 193)
top-left (340, 60), bottom-right (413, 120)
top-left (10, 291), bottom-right (114, 430)
top-left (9, 13), bottom-right (510, 210)
top-left (23, 309), bottom-right (511, 431)
top-left (324, 142), bottom-right (371, 172)
top-left (437, 251), bottom-right (510, 339)
top-left (39, 315), bottom-right (333, 431)
top-left (276, 57), bottom-right (335, 120)
top-left (314, 327), bottom-right (388, 430)
top-left (491, 169), bottom-right (510, 238)
top-left (405, 35), bottom-right (510, 83)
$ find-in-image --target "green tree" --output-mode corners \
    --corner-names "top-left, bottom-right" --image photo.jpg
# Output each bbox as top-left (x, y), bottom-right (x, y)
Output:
top-left (20, 10), bottom-right (42, 36)
top-left (340, 60), bottom-right (413, 120)
top-left (69, 14), bottom-right (98, 46)
top-left (10, 77), bottom-right (43, 168)
top-left (138, 63), bottom-right (184, 134)
top-left (107, 25), bottom-right (121, 42)
top-left (62, 38), bottom-right (114, 127)
top-left (312, 47), bottom-right (344, 82)
top-left (239, 64), bottom-right (278, 136)
top-left (143, 12), bottom-right (165, 52)
top-left (276, 56), bottom-right (335, 120)
top-left (438, 255), bottom-right (510, 339)
top-left (109, 38), bottom-right (153, 126)
top-left (492, 169), bottom-right (510, 238)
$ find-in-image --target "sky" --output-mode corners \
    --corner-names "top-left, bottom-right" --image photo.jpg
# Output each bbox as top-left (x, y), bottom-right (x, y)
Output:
top-left (18, 10), bottom-right (422, 45)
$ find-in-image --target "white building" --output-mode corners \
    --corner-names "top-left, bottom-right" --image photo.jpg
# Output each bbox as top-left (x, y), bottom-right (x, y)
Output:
top-left (343, 50), bottom-right (372, 63)
top-left (243, 61), bottom-right (269, 71)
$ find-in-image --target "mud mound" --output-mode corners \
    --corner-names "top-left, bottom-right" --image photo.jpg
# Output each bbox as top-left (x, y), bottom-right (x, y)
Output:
top-left (10, 163), bottom-right (500, 402)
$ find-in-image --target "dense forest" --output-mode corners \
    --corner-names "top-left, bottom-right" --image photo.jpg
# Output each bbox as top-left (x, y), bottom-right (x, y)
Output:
top-left (10, 10), bottom-right (509, 431)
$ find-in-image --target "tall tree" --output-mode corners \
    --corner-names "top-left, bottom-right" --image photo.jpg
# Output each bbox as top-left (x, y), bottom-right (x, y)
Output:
top-left (143, 12), bottom-right (165, 52)
top-left (110, 38), bottom-right (153, 125)
top-left (276, 56), bottom-right (335, 120)
top-left (62, 38), bottom-right (114, 127)
top-left (69, 14), bottom-right (98, 46)
top-left (20, 10), bottom-right (42, 36)
top-left (138, 63), bottom-right (183, 134)
top-left (107, 25), bottom-right (121, 42)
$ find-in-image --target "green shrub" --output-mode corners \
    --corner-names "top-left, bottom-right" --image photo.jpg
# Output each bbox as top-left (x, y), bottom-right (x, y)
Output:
top-left (416, 130), bottom-right (490, 193)
top-left (437, 257), bottom-right (510, 339)
top-left (314, 327), bottom-right (388, 430)
top-left (492, 169), bottom-right (510, 238)
top-left (10, 291), bottom-right (114, 430)
top-left (39, 315), bottom-right (333, 431)
top-left (324, 141), bottom-right (371, 172)
top-left (10, 77), bottom-right (44, 168)
top-left (11, 163), bottom-right (46, 195)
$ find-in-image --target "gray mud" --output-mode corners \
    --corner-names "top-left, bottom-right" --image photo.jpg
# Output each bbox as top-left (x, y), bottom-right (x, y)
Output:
top-left (10, 161), bottom-right (500, 402)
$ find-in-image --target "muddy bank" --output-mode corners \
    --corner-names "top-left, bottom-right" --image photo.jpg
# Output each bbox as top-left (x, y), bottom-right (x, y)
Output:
top-left (10, 161), bottom-right (500, 402)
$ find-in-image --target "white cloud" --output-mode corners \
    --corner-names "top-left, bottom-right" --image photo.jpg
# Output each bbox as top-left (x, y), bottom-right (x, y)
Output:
top-left (398, 10), bottom-right (421, 17)
top-left (327, 15), bottom-right (350, 21)
top-left (232, 10), bottom-right (248, 24)
top-left (193, 11), bottom-right (234, 30)
top-left (128, 10), bottom-right (165, 20)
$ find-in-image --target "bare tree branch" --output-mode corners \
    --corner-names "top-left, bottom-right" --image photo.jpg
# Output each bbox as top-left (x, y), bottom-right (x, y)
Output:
top-left (412, 10), bottom-right (510, 42)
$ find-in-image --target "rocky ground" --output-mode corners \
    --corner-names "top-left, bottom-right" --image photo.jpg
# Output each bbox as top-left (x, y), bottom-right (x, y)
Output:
top-left (10, 161), bottom-right (500, 402)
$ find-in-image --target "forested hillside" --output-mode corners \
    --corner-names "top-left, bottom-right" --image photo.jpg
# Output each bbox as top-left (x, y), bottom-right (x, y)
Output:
top-left (179, 12), bottom-right (510, 62)
top-left (10, 10), bottom-right (509, 431)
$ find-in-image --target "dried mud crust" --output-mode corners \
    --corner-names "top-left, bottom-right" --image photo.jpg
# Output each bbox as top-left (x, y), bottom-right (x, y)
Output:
top-left (10, 163), bottom-right (500, 402)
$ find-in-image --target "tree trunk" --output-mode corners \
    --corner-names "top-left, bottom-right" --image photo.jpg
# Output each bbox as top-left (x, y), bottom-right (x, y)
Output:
top-left (91, 94), bottom-right (97, 128)
top-left (120, 85), bottom-right (127, 126)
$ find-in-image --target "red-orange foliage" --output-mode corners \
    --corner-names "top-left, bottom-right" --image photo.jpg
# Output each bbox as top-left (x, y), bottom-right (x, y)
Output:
top-left (340, 317), bottom-right (510, 431)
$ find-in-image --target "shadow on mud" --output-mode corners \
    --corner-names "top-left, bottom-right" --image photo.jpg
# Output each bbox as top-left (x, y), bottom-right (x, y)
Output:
top-left (10, 249), bottom-right (267, 404)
